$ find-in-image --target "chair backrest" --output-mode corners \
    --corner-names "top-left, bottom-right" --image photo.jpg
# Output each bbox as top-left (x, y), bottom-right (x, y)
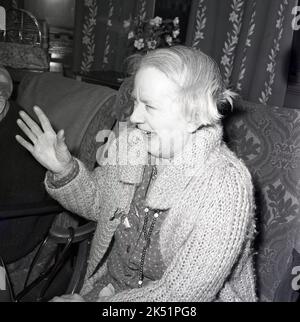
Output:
top-left (17, 73), bottom-right (118, 169)
top-left (223, 100), bottom-right (300, 302)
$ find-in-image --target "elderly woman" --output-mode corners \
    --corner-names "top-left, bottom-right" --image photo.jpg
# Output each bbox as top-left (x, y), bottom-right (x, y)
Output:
top-left (16, 46), bottom-right (257, 302)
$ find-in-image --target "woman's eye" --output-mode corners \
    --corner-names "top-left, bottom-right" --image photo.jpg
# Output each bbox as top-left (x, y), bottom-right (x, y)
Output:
top-left (145, 104), bottom-right (155, 110)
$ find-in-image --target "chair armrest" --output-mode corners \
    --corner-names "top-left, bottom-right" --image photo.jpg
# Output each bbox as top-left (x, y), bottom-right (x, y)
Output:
top-left (49, 221), bottom-right (96, 244)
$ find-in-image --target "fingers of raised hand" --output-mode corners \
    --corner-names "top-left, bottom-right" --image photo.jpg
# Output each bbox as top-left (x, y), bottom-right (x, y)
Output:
top-left (19, 110), bottom-right (43, 137)
top-left (33, 106), bottom-right (54, 133)
top-left (56, 130), bottom-right (69, 152)
top-left (15, 134), bottom-right (33, 153)
top-left (16, 119), bottom-right (37, 144)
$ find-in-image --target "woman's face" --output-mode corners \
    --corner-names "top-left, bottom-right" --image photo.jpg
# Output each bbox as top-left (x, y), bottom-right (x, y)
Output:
top-left (130, 66), bottom-right (193, 159)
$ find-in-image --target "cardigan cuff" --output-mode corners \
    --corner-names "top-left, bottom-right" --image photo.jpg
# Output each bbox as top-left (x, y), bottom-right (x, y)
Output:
top-left (46, 158), bottom-right (80, 189)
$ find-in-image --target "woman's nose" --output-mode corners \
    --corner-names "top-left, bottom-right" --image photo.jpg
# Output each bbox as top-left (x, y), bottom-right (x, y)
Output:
top-left (130, 103), bottom-right (145, 124)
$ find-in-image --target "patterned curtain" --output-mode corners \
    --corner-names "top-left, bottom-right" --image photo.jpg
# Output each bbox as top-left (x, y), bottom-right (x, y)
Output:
top-left (186, 0), bottom-right (297, 107)
top-left (73, 0), bottom-right (155, 74)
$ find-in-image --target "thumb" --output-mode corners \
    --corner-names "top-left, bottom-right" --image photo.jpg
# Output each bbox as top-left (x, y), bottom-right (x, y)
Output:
top-left (56, 129), bottom-right (68, 151)
top-left (57, 129), bottom-right (66, 144)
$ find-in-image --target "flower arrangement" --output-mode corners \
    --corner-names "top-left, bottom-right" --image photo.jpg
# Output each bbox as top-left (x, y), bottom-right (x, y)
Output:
top-left (124, 16), bottom-right (180, 54)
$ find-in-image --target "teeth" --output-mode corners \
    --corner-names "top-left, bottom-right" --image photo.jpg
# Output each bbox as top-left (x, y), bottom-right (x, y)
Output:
top-left (140, 129), bottom-right (151, 135)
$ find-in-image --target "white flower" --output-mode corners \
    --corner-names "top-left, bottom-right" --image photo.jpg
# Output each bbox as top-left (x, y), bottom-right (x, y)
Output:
top-left (276, 18), bottom-right (282, 29)
top-left (229, 11), bottom-right (239, 23)
top-left (123, 19), bottom-right (131, 28)
top-left (128, 31), bottom-right (135, 39)
top-left (147, 40), bottom-right (157, 50)
top-left (90, 18), bottom-right (96, 26)
top-left (150, 16), bottom-right (163, 27)
top-left (134, 39), bottom-right (145, 50)
top-left (82, 35), bottom-right (90, 45)
top-left (267, 62), bottom-right (274, 73)
top-left (173, 17), bottom-right (180, 26)
top-left (172, 29), bottom-right (180, 38)
top-left (231, 34), bottom-right (238, 44)
top-left (165, 35), bottom-right (173, 46)
top-left (197, 31), bottom-right (204, 40)
top-left (221, 55), bottom-right (230, 66)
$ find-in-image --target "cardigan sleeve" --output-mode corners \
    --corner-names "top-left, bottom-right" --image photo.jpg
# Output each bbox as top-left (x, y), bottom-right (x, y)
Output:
top-left (45, 158), bottom-right (109, 222)
top-left (44, 127), bottom-right (148, 222)
top-left (108, 164), bottom-right (254, 302)
top-left (46, 158), bottom-right (80, 189)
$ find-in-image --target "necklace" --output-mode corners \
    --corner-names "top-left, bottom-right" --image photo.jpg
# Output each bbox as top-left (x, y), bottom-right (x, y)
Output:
top-left (138, 207), bottom-right (160, 288)
top-left (137, 164), bottom-right (159, 287)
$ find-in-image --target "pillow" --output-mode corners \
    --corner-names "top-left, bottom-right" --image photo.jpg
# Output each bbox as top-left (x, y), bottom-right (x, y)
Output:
top-left (273, 249), bottom-right (300, 302)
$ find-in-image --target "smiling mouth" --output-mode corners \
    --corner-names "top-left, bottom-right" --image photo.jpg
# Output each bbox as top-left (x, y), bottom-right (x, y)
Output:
top-left (138, 128), bottom-right (153, 136)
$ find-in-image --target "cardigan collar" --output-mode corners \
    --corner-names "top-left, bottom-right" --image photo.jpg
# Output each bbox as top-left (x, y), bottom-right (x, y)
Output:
top-left (119, 124), bottom-right (223, 210)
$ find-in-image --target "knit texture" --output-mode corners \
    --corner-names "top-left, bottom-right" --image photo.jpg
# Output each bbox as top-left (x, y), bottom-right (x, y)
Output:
top-left (83, 164), bottom-right (167, 301)
top-left (45, 125), bottom-right (257, 302)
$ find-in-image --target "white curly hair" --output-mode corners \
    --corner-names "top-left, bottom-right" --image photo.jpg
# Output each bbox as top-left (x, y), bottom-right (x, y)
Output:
top-left (130, 46), bottom-right (237, 127)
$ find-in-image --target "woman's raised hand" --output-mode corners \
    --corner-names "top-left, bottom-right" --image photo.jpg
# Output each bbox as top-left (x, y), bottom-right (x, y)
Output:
top-left (16, 106), bottom-right (73, 175)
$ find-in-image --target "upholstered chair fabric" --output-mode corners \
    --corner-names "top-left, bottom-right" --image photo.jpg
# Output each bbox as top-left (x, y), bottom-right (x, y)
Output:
top-left (223, 100), bottom-right (300, 302)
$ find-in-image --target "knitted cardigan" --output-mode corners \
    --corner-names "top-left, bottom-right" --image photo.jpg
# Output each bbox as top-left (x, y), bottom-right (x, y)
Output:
top-left (45, 124), bottom-right (257, 302)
